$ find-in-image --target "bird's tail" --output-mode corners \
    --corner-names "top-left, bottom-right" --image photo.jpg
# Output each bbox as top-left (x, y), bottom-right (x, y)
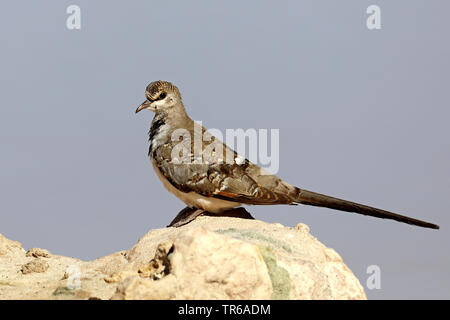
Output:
top-left (295, 189), bottom-right (439, 229)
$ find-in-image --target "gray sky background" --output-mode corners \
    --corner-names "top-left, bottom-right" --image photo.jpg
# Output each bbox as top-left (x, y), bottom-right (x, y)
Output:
top-left (0, 1), bottom-right (449, 299)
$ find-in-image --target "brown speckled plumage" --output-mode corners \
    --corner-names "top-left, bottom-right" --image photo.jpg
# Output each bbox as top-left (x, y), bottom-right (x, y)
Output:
top-left (146, 81), bottom-right (181, 101)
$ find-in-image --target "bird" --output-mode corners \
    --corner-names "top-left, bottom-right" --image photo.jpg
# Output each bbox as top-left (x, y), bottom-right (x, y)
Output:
top-left (135, 80), bottom-right (439, 230)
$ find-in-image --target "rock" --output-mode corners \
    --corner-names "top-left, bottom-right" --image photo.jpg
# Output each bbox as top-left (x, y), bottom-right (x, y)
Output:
top-left (0, 216), bottom-right (366, 300)
top-left (26, 248), bottom-right (51, 258)
top-left (113, 227), bottom-right (273, 299)
top-left (0, 233), bottom-right (24, 257)
top-left (21, 259), bottom-right (50, 274)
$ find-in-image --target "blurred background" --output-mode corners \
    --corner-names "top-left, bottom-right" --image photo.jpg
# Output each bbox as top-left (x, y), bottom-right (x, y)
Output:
top-left (0, 1), bottom-right (448, 299)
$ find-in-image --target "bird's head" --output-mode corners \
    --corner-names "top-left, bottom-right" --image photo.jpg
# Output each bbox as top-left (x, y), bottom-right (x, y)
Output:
top-left (136, 80), bottom-right (183, 114)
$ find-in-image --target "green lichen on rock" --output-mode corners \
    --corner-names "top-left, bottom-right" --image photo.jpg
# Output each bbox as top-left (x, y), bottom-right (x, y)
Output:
top-left (215, 228), bottom-right (292, 253)
top-left (52, 286), bottom-right (76, 296)
top-left (258, 246), bottom-right (291, 300)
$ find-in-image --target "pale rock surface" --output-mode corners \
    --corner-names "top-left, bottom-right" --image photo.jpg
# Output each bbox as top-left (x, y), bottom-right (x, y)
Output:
top-left (0, 217), bottom-right (366, 300)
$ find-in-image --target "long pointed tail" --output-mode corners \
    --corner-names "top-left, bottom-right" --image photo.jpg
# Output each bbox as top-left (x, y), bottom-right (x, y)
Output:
top-left (296, 189), bottom-right (439, 229)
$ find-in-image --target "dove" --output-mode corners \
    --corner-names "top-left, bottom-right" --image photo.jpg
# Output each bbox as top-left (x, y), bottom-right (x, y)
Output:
top-left (136, 80), bottom-right (439, 229)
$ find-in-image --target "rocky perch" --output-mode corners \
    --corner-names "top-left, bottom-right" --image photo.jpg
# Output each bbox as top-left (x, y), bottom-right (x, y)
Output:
top-left (0, 216), bottom-right (366, 299)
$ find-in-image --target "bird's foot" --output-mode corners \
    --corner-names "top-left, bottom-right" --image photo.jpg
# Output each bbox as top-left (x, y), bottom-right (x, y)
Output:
top-left (167, 207), bottom-right (206, 227)
top-left (168, 206), bottom-right (255, 228)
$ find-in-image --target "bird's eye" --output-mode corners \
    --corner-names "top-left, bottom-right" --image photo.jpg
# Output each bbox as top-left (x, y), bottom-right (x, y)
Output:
top-left (158, 92), bottom-right (167, 100)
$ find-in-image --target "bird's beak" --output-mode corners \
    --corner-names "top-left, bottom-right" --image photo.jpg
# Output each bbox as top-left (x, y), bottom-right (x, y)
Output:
top-left (136, 100), bottom-right (152, 114)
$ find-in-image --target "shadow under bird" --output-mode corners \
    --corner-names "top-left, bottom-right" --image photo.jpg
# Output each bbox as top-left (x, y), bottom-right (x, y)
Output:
top-left (135, 80), bottom-right (439, 230)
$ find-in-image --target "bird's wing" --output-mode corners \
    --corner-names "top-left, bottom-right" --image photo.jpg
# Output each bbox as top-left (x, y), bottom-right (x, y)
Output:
top-left (152, 136), bottom-right (296, 205)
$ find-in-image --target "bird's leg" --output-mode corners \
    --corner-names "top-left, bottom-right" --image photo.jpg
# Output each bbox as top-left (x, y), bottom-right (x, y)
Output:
top-left (168, 206), bottom-right (206, 228)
